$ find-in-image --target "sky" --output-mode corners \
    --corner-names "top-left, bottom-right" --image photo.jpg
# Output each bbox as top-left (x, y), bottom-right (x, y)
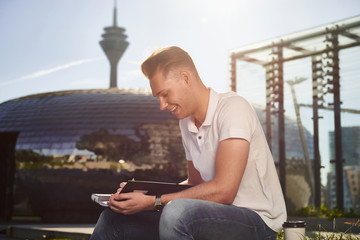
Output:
top-left (1, 0), bottom-right (360, 185)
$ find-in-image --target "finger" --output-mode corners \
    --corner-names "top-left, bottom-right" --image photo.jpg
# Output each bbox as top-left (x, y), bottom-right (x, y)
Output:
top-left (114, 193), bottom-right (129, 201)
top-left (110, 193), bottom-right (117, 200)
top-left (109, 195), bottom-right (124, 209)
top-left (109, 193), bottom-right (121, 204)
top-left (108, 203), bottom-right (122, 213)
top-left (108, 197), bottom-right (130, 214)
top-left (119, 182), bottom-right (127, 188)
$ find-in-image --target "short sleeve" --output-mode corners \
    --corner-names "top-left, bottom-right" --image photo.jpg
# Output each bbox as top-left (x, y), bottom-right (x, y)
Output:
top-left (217, 96), bottom-right (257, 142)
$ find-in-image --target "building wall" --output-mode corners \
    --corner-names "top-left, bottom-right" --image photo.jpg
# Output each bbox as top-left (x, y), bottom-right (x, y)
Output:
top-left (327, 127), bottom-right (360, 211)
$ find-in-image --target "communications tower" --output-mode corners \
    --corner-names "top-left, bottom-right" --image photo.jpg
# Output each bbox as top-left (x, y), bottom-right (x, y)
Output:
top-left (100, 1), bottom-right (129, 88)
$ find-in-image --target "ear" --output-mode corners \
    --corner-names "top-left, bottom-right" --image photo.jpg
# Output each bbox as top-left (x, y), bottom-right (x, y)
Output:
top-left (180, 71), bottom-right (191, 86)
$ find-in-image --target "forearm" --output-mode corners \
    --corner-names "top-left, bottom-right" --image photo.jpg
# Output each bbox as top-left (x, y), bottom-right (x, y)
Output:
top-left (161, 179), bottom-right (235, 206)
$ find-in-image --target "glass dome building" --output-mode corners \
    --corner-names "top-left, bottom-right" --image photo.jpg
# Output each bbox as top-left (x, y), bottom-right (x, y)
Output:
top-left (0, 88), bottom-right (178, 159)
top-left (0, 89), bottom-right (186, 222)
top-left (0, 89), bottom-right (314, 168)
top-left (0, 88), bottom-right (314, 222)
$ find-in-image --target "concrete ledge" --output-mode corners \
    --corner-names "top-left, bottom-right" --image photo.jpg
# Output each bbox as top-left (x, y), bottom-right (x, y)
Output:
top-left (6, 224), bottom-right (94, 240)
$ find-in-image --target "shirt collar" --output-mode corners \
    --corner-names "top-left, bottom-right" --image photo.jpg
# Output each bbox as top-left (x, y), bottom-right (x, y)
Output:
top-left (187, 88), bottom-right (219, 133)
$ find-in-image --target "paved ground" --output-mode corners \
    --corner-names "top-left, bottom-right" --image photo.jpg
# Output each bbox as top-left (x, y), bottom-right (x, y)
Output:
top-left (0, 217), bottom-right (359, 239)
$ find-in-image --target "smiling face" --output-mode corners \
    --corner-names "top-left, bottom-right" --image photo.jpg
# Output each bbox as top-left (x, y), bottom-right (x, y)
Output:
top-left (150, 68), bottom-right (195, 120)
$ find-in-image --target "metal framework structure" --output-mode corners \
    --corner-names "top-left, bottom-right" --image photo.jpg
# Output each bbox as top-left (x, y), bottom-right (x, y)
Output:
top-left (230, 16), bottom-right (360, 210)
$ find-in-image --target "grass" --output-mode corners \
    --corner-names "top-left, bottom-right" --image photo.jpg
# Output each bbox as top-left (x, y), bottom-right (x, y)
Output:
top-left (277, 219), bottom-right (360, 239)
top-left (293, 206), bottom-right (360, 220)
top-left (277, 232), bottom-right (360, 240)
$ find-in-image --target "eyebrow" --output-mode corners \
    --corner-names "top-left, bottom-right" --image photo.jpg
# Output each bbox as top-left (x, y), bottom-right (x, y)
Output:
top-left (153, 90), bottom-right (163, 97)
top-left (154, 89), bottom-right (164, 98)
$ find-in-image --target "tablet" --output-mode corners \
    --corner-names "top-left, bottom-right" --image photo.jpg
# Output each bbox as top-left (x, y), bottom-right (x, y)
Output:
top-left (121, 180), bottom-right (193, 195)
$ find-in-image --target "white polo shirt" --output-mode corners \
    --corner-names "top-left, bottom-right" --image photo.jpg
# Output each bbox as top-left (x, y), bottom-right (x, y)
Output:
top-left (179, 88), bottom-right (287, 232)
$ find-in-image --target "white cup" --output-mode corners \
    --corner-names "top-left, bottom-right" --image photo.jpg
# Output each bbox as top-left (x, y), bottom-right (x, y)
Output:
top-left (282, 221), bottom-right (306, 240)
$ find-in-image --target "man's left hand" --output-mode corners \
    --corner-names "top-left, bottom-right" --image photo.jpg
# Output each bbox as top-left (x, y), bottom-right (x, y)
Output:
top-left (108, 191), bottom-right (155, 215)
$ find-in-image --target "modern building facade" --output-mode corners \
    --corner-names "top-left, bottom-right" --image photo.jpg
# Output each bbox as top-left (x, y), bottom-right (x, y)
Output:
top-left (327, 127), bottom-right (360, 211)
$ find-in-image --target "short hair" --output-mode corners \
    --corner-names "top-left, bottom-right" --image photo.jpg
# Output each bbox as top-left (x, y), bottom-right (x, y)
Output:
top-left (141, 46), bottom-right (198, 80)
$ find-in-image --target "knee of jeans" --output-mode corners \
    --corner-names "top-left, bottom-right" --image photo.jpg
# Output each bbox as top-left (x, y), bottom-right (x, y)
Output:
top-left (96, 208), bottom-right (113, 226)
top-left (159, 199), bottom-right (191, 238)
top-left (160, 199), bottom-right (188, 225)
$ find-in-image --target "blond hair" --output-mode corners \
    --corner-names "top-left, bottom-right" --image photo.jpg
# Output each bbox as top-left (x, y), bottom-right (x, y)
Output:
top-left (141, 46), bottom-right (199, 79)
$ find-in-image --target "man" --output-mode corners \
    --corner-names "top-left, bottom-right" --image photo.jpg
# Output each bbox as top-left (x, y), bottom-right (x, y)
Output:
top-left (90, 46), bottom-right (287, 240)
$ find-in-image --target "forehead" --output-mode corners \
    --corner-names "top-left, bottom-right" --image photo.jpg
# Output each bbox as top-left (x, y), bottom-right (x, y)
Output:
top-left (150, 69), bottom-right (180, 97)
top-left (150, 70), bottom-right (170, 97)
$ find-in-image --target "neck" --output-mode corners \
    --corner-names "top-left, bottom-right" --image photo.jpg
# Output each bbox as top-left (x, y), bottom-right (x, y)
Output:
top-left (193, 85), bottom-right (210, 128)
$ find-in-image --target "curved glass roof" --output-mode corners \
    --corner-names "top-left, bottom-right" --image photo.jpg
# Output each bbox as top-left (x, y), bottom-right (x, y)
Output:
top-left (0, 89), bottom-right (176, 157)
top-left (0, 88), bottom-right (313, 162)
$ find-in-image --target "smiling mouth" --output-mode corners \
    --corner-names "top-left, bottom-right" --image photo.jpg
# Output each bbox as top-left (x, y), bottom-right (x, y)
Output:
top-left (170, 105), bottom-right (177, 112)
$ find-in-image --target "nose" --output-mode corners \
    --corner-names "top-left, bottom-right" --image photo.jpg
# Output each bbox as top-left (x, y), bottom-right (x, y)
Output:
top-left (159, 97), bottom-right (168, 110)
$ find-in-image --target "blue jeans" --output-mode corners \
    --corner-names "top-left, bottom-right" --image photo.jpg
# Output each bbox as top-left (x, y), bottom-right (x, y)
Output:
top-left (90, 209), bottom-right (161, 240)
top-left (90, 199), bottom-right (276, 240)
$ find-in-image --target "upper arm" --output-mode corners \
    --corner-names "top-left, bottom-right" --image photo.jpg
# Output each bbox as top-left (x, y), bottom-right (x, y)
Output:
top-left (213, 137), bottom-right (250, 202)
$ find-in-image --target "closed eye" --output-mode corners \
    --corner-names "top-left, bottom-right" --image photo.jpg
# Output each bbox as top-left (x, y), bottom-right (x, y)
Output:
top-left (160, 92), bottom-right (168, 98)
